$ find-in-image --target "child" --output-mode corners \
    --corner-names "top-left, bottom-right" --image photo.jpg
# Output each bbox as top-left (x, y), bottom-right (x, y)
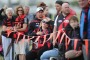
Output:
top-left (65, 16), bottom-right (84, 60)
top-left (65, 15), bottom-right (80, 39)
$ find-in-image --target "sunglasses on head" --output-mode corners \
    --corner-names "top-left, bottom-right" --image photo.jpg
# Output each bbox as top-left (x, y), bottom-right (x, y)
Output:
top-left (42, 20), bottom-right (50, 24)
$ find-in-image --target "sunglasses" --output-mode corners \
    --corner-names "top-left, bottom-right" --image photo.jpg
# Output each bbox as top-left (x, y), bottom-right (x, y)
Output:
top-left (18, 10), bottom-right (23, 11)
top-left (42, 20), bottom-right (50, 24)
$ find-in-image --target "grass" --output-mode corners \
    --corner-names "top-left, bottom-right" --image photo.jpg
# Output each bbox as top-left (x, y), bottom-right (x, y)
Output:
top-left (0, 55), bottom-right (3, 60)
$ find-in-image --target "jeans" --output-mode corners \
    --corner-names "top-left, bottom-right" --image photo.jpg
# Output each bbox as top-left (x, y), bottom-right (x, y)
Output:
top-left (40, 48), bottom-right (59, 60)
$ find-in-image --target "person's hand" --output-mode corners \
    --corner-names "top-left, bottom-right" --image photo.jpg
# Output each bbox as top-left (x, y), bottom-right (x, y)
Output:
top-left (13, 26), bottom-right (17, 32)
top-left (53, 40), bottom-right (57, 46)
top-left (65, 50), bottom-right (82, 59)
top-left (46, 17), bottom-right (51, 21)
top-left (7, 27), bottom-right (14, 31)
top-left (36, 31), bottom-right (43, 35)
top-left (3, 5), bottom-right (7, 10)
top-left (75, 50), bottom-right (82, 57)
top-left (15, 23), bottom-right (21, 29)
top-left (48, 33), bottom-right (53, 40)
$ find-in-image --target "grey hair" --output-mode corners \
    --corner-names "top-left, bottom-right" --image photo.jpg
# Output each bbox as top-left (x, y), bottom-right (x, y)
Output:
top-left (5, 8), bottom-right (14, 15)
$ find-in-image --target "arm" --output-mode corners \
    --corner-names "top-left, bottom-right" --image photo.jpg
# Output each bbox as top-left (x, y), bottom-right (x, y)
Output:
top-left (53, 26), bottom-right (57, 46)
top-left (0, 5), bottom-right (7, 20)
top-left (53, 15), bottom-right (58, 46)
top-left (2, 25), bottom-right (14, 31)
top-left (0, 9), bottom-right (5, 20)
top-left (16, 23), bottom-right (27, 31)
top-left (0, 9), bottom-right (4, 14)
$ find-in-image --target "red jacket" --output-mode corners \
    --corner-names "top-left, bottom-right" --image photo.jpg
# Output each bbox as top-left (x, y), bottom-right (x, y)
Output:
top-left (15, 15), bottom-right (27, 34)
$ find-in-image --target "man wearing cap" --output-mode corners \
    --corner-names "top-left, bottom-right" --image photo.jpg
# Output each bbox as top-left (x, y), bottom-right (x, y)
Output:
top-left (28, 7), bottom-right (44, 35)
top-left (26, 7), bottom-right (44, 60)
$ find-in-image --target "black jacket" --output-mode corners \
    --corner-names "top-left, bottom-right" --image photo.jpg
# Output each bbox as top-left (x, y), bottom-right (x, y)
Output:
top-left (28, 18), bottom-right (41, 35)
top-left (65, 24), bottom-right (80, 39)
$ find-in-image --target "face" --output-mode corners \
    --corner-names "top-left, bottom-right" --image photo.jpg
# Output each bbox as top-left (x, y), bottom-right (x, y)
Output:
top-left (70, 20), bottom-right (78, 29)
top-left (88, 0), bottom-right (90, 4)
top-left (77, 0), bottom-right (88, 8)
top-left (7, 10), bottom-right (13, 18)
top-left (17, 8), bottom-right (23, 15)
top-left (55, 3), bottom-right (62, 12)
top-left (24, 7), bottom-right (29, 14)
top-left (44, 7), bottom-right (49, 15)
top-left (41, 20), bottom-right (49, 28)
top-left (36, 11), bottom-right (43, 19)
top-left (62, 3), bottom-right (70, 15)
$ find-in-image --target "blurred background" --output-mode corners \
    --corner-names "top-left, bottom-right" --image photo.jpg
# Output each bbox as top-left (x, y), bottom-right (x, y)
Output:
top-left (0, 0), bottom-right (81, 20)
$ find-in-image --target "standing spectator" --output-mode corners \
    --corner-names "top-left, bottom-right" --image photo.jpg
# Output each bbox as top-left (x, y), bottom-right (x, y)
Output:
top-left (77, 0), bottom-right (88, 39)
top-left (14, 5), bottom-right (28, 60)
top-left (53, 2), bottom-right (76, 45)
top-left (28, 7), bottom-right (44, 35)
top-left (2, 8), bottom-right (15, 60)
top-left (53, 1), bottom-right (63, 44)
top-left (24, 6), bottom-right (34, 24)
top-left (77, 0), bottom-right (90, 60)
top-left (37, 2), bottom-right (52, 19)
top-left (55, 1), bottom-right (63, 18)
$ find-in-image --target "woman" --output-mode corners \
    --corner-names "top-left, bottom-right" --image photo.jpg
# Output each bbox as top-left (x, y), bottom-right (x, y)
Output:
top-left (14, 5), bottom-right (28, 60)
top-left (2, 8), bottom-right (15, 60)
top-left (26, 18), bottom-right (53, 60)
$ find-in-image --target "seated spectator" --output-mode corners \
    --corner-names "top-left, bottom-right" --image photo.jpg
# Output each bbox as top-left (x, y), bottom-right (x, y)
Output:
top-left (26, 18), bottom-right (53, 60)
top-left (40, 16), bottom-right (83, 60)
top-left (65, 16), bottom-right (84, 60)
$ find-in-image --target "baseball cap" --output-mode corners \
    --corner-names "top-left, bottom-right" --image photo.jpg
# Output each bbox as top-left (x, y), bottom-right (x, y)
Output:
top-left (36, 7), bottom-right (43, 12)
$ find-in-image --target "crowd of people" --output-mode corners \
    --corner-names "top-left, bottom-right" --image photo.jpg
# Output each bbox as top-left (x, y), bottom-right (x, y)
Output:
top-left (0, 0), bottom-right (90, 60)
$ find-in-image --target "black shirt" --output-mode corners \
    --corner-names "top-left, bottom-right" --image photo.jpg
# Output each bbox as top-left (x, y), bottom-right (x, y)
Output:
top-left (54, 13), bottom-right (65, 30)
top-left (28, 18), bottom-right (41, 35)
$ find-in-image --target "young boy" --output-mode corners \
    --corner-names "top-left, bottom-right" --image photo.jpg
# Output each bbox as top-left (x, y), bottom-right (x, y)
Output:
top-left (65, 16), bottom-right (84, 60)
top-left (65, 15), bottom-right (80, 39)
